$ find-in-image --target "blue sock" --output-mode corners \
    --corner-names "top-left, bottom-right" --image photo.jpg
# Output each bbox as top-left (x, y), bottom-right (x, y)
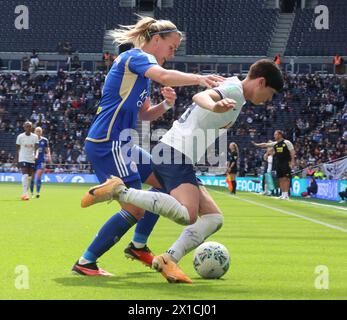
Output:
top-left (36, 178), bottom-right (42, 194)
top-left (83, 209), bottom-right (137, 262)
top-left (132, 188), bottom-right (161, 246)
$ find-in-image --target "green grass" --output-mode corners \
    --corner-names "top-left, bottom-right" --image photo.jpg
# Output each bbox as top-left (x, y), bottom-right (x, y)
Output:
top-left (1, 183), bottom-right (347, 300)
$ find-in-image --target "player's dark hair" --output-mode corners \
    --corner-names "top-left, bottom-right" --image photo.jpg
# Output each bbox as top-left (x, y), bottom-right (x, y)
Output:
top-left (248, 59), bottom-right (284, 92)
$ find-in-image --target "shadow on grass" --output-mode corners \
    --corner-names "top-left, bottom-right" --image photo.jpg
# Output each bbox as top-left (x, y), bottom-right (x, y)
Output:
top-left (53, 272), bottom-right (247, 296)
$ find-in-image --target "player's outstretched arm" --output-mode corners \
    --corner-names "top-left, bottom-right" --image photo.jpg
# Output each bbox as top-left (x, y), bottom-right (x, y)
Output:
top-left (145, 65), bottom-right (224, 88)
top-left (193, 89), bottom-right (236, 113)
top-left (252, 141), bottom-right (272, 148)
top-left (46, 147), bottom-right (52, 163)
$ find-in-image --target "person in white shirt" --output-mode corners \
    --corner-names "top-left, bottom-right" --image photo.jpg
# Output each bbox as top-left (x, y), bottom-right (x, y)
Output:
top-left (81, 59), bottom-right (284, 283)
top-left (262, 144), bottom-right (275, 196)
top-left (15, 122), bottom-right (39, 200)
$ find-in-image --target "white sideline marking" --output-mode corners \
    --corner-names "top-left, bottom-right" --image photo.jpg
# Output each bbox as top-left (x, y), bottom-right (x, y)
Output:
top-left (211, 190), bottom-right (347, 233)
top-left (294, 199), bottom-right (347, 213)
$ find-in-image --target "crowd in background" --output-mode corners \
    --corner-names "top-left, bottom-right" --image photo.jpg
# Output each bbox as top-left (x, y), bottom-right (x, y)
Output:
top-left (0, 70), bottom-right (346, 176)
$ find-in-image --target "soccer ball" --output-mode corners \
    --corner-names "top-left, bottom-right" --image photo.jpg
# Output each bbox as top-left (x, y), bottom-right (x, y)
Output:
top-left (193, 241), bottom-right (230, 279)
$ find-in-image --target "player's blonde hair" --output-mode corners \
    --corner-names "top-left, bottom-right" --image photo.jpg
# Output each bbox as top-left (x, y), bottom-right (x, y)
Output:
top-left (35, 126), bottom-right (43, 134)
top-left (109, 15), bottom-right (182, 48)
top-left (229, 142), bottom-right (239, 157)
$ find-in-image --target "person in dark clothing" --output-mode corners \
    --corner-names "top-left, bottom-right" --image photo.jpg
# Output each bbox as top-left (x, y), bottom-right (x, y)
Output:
top-left (339, 186), bottom-right (347, 203)
top-left (226, 142), bottom-right (239, 194)
top-left (253, 130), bottom-right (295, 200)
top-left (306, 177), bottom-right (318, 197)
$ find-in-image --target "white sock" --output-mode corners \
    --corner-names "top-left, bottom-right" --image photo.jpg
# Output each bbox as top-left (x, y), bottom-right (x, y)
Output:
top-left (78, 257), bottom-right (92, 265)
top-left (120, 188), bottom-right (191, 225)
top-left (132, 241), bottom-right (146, 249)
top-left (282, 192), bottom-right (289, 197)
top-left (167, 214), bottom-right (224, 263)
top-left (22, 174), bottom-right (29, 195)
top-left (28, 176), bottom-right (32, 194)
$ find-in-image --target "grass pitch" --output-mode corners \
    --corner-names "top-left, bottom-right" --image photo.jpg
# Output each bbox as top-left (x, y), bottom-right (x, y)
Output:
top-left (1, 183), bottom-right (347, 300)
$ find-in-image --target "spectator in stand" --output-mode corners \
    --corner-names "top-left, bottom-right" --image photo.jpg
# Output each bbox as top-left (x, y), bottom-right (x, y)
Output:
top-left (30, 50), bottom-right (39, 71)
top-left (62, 42), bottom-right (73, 55)
top-left (274, 53), bottom-right (281, 67)
top-left (313, 167), bottom-right (326, 180)
top-left (21, 56), bottom-right (30, 72)
top-left (102, 52), bottom-right (113, 72)
top-left (339, 184), bottom-right (347, 203)
top-left (302, 176), bottom-right (318, 198)
top-left (333, 54), bottom-right (344, 75)
top-left (0, 150), bottom-right (7, 164)
top-left (71, 53), bottom-right (81, 70)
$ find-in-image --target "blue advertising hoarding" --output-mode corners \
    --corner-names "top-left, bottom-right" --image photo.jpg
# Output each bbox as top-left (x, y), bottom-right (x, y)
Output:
top-left (197, 176), bottom-right (263, 193)
top-left (0, 173), bottom-right (99, 184)
top-left (1, 173), bottom-right (345, 202)
top-left (290, 178), bottom-right (309, 197)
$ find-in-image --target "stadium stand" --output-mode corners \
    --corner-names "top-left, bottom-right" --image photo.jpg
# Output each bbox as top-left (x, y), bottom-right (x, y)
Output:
top-left (154, 0), bottom-right (279, 56)
top-left (285, 0), bottom-right (347, 56)
top-left (0, 0), bottom-right (345, 57)
top-left (0, 0), bottom-right (135, 53)
top-left (1, 71), bottom-right (345, 176)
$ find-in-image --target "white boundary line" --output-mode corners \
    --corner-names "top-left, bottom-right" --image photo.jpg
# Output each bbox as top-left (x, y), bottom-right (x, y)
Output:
top-left (211, 190), bottom-right (347, 233)
top-left (293, 199), bottom-right (347, 213)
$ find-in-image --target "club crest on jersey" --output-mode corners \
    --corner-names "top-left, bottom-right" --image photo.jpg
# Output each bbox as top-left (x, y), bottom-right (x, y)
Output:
top-left (130, 161), bottom-right (138, 173)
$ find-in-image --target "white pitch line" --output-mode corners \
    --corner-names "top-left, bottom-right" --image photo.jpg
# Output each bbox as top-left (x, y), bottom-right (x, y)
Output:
top-left (211, 190), bottom-right (347, 233)
top-left (293, 199), bottom-right (347, 213)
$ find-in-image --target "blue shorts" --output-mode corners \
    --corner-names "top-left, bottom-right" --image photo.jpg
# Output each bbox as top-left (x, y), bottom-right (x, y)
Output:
top-left (85, 140), bottom-right (152, 185)
top-left (35, 161), bottom-right (45, 170)
top-left (151, 143), bottom-right (200, 194)
top-left (19, 162), bottom-right (35, 170)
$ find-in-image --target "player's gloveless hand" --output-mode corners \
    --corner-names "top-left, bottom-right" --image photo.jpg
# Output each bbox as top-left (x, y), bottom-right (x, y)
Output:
top-left (161, 87), bottom-right (177, 106)
top-left (198, 75), bottom-right (225, 88)
top-left (212, 98), bottom-right (236, 113)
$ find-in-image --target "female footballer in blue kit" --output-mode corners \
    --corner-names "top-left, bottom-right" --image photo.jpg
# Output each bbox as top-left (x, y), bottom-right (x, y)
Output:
top-left (82, 59), bottom-right (284, 283)
top-left (72, 16), bottom-right (224, 276)
top-left (30, 127), bottom-right (52, 198)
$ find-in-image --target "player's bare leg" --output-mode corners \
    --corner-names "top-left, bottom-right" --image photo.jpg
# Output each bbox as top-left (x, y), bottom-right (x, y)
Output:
top-left (278, 177), bottom-right (290, 200)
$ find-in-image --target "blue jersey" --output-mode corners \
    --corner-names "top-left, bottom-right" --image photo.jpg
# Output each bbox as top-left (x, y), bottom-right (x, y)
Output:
top-left (37, 137), bottom-right (49, 163)
top-left (86, 49), bottom-right (158, 143)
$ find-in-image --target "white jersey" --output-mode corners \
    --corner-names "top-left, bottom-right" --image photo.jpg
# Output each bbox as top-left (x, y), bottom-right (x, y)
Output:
top-left (161, 77), bottom-right (246, 163)
top-left (16, 133), bottom-right (39, 163)
top-left (267, 155), bottom-right (273, 173)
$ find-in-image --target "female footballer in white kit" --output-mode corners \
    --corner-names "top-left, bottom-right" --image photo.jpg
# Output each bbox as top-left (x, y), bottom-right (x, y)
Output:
top-left (15, 121), bottom-right (39, 200)
top-left (82, 59), bottom-right (284, 283)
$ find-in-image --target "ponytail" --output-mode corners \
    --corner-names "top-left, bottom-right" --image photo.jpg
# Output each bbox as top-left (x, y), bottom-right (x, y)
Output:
top-left (109, 15), bottom-right (182, 48)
